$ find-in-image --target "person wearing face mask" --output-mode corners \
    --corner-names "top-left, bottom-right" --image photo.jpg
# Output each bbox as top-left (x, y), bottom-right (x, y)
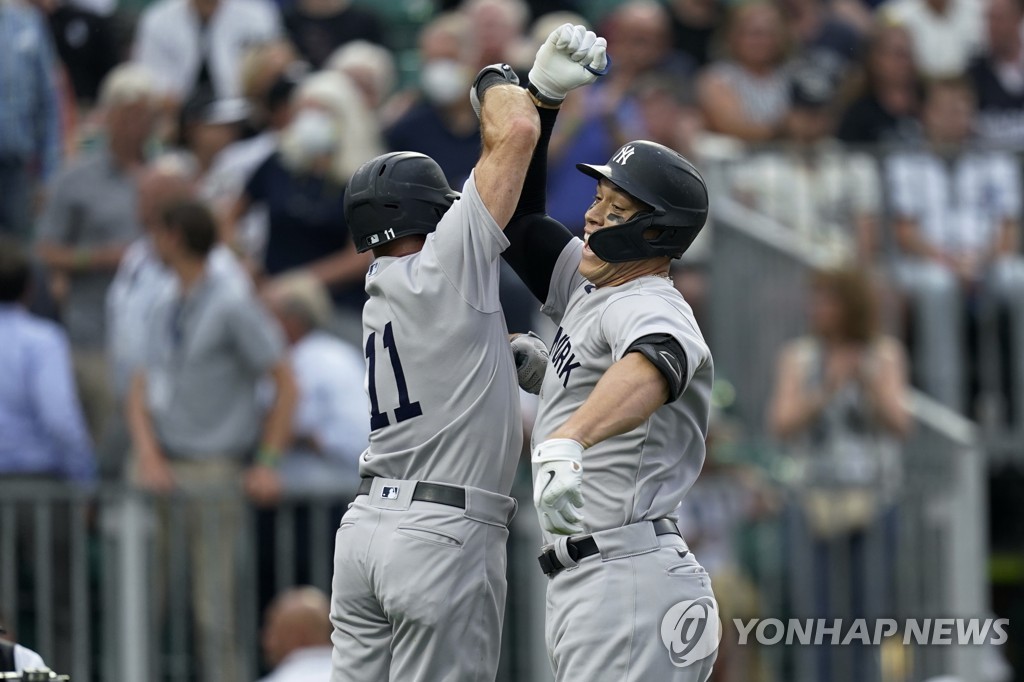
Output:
top-left (230, 70), bottom-right (381, 344)
top-left (384, 12), bottom-right (482, 187)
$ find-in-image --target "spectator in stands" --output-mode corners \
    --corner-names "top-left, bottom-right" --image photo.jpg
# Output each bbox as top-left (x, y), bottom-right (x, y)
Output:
top-left (879, 0), bottom-right (983, 78)
top-left (127, 199), bottom-right (296, 682)
top-left (777, 0), bottom-right (862, 68)
top-left (887, 77), bottom-right (1024, 417)
top-left (30, 0), bottom-right (119, 108)
top-left (263, 273), bottom-right (367, 494)
top-left (967, 0), bottom-right (1024, 149)
top-left (385, 12), bottom-right (480, 187)
top-left (108, 158), bottom-right (248, 403)
top-left (768, 267), bottom-right (909, 682)
top-left (238, 40), bottom-right (302, 126)
top-left (229, 71), bottom-right (377, 342)
top-left (177, 94), bottom-right (249, 179)
top-left (0, 239), bottom-right (93, 676)
top-left (204, 69), bottom-right (302, 259)
top-left (0, 237), bottom-right (95, 482)
top-left (667, 0), bottom-right (721, 68)
top-left (133, 0), bottom-right (281, 105)
top-left (635, 75), bottom-right (704, 160)
top-left (326, 40), bottom-right (397, 120)
top-left (283, 0), bottom-right (383, 69)
top-left (837, 22), bottom-right (922, 144)
top-left (698, 1), bottom-right (791, 142)
top-left (259, 587), bottom-right (333, 682)
top-left (730, 58), bottom-right (881, 263)
top-left (0, 0), bottom-right (62, 241)
top-left (463, 0), bottom-right (528, 68)
top-left (36, 64), bottom-right (157, 445)
top-left (608, 1), bottom-right (695, 85)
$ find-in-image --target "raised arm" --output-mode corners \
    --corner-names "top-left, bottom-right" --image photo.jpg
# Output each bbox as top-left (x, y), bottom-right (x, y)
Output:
top-left (472, 83), bottom-right (541, 229)
top-left (501, 24), bottom-right (609, 302)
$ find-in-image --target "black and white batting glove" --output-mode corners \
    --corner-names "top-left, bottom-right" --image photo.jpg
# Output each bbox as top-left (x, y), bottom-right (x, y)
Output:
top-left (511, 331), bottom-right (548, 394)
top-left (469, 63), bottom-right (520, 119)
top-left (528, 23), bottom-right (609, 106)
top-left (533, 439), bottom-right (585, 535)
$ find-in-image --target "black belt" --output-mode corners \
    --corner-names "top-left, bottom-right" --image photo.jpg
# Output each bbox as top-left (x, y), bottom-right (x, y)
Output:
top-left (357, 477), bottom-right (466, 509)
top-left (537, 518), bottom-right (682, 577)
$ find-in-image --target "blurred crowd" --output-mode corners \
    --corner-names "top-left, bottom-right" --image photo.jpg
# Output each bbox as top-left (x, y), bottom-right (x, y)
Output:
top-left (1, 0), bottom-right (1022, 679)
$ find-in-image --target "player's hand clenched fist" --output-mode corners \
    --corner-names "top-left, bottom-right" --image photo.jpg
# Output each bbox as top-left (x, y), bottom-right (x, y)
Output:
top-left (529, 23), bottom-right (608, 105)
top-left (533, 438), bottom-right (585, 535)
top-left (511, 331), bottom-right (548, 394)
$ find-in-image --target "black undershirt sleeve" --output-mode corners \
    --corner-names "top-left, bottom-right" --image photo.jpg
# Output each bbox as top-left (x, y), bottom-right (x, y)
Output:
top-left (502, 106), bottom-right (574, 304)
top-left (625, 333), bottom-right (689, 403)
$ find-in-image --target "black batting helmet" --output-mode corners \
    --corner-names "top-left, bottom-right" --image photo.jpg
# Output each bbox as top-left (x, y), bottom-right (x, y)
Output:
top-left (344, 152), bottom-right (459, 253)
top-left (577, 140), bottom-right (708, 263)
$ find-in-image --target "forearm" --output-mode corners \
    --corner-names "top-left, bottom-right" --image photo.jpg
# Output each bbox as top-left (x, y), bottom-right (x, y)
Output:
top-left (260, 365), bottom-right (298, 456)
top-left (474, 85), bottom-right (540, 228)
top-left (548, 353), bottom-right (668, 448)
top-left (303, 247), bottom-right (372, 287)
top-left (502, 105), bottom-right (572, 302)
top-left (770, 391), bottom-right (829, 439)
top-left (126, 374), bottom-right (163, 461)
top-left (864, 383), bottom-right (910, 436)
top-left (38, 241), bottom-right (126, 273)
top-left (861, 358), bottom-right (911, 437)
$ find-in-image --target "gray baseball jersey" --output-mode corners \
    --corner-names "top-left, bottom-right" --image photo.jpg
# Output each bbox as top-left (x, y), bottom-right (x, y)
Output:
top-left (358, 172), bottom-right (523, 495)
top-left (533, 239), bottom-right (714, 539)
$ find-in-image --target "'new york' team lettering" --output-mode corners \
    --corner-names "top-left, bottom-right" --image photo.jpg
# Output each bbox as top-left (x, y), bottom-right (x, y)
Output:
top-left (550, 327), bottom-right (582, 388)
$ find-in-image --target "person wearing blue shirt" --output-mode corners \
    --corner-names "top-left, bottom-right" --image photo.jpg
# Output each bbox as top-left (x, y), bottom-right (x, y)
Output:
top-left (0, 237), bottom-right (94, 677)
top-left (0, 237), bottom-right (96, 482)
top-left (0, 0), bottom-right (63, 241)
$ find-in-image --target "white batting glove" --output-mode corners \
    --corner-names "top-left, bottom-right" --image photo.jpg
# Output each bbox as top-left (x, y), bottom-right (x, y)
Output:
top-left (511, 332), bottom-right (548, 394)
top-left (533, 439), bottom-right (585, 535)
top-left (528, 23), bottom-right (609, 104)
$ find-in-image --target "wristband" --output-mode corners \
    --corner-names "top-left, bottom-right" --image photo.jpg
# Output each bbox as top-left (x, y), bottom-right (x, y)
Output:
top-left (527, 81), bottom-right (563, 109)
top-left (256, 446), bottom-right (281, 468)
top-left (473, 63), bottom-right (520, 102)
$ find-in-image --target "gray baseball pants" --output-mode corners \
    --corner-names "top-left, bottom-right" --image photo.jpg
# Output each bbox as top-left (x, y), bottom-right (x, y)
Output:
top-left (329, 477), bottom-right (517, 682)
top-left (544, 520), bottom-right (719, 682)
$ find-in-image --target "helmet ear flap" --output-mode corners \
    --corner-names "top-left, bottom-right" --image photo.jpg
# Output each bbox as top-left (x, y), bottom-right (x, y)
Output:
top-left (587, 213), bottom-right (659, 263)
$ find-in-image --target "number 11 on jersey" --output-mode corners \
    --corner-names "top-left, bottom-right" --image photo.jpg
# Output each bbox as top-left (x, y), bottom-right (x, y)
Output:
top-left (365, 321), bottom-right (423, 430)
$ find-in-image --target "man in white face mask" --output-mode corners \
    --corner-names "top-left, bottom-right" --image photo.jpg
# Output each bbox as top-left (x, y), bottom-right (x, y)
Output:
top-left (385, 12), bottom-right (483, 187)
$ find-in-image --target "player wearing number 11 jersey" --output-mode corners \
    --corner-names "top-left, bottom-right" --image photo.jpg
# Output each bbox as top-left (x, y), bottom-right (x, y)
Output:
top-left (326, 66), bottom-right (542, 682)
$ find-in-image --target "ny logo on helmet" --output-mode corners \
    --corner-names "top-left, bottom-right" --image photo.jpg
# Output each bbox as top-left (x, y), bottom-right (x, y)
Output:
top-left (612, 145), bottom-right (636, 165)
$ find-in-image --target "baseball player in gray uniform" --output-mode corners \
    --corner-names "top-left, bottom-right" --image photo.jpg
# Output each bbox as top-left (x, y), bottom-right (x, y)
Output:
top-left (328, 32), bottom-right (608, 682)
top-left (500, 28), bottom-right (720, 682)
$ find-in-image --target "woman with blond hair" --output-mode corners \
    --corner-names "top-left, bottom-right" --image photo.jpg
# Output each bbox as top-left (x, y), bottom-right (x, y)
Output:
top-left (229, 70), bottom-right (382, 342)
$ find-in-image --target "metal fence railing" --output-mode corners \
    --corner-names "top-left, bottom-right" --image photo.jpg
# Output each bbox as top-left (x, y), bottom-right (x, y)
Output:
top-left (0, 433), bottom-right (989, 682)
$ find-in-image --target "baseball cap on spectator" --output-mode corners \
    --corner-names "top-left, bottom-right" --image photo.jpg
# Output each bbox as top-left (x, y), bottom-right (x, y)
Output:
top-left (182, 93), bottom-right (251, 127)
top-left (789, 53), bottom-right (843, 110)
